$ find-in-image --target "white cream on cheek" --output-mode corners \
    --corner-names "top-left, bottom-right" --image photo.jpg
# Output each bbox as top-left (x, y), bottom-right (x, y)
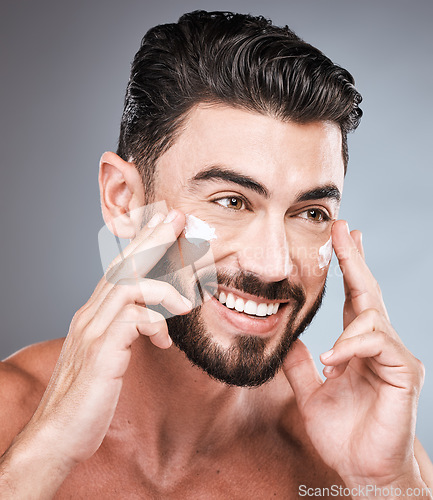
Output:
top-left (318, 236), bottom-right (333, 269)
top-left (184, 214), bottom-right (217, 242)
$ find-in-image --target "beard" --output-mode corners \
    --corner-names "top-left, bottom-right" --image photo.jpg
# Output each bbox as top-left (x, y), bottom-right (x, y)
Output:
top-left (168, 272), bottom-right (325, 388)
top-left (146, 242), bottom-right (326, 388)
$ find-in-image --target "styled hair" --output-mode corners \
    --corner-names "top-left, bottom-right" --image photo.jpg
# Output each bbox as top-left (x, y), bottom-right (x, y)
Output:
top-left (117, 10), bottom-right (362, 196)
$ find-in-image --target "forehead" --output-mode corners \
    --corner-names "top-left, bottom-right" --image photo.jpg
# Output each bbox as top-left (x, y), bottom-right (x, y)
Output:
top-left (155, 104), bottom-right (345, 197)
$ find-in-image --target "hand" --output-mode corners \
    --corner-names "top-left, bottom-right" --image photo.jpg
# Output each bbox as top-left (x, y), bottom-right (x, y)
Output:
top-left (12, 209), bottom-right (192, 471)
top-left (283, 220), bottom-right (426, 491)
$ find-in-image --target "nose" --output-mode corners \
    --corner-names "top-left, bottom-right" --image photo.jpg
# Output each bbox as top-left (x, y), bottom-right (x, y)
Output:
top-left (237, 217), bottom-right (292, 283)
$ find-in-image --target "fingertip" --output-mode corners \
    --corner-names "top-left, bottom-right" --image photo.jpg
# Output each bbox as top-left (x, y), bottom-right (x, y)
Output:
top-left (332, 220), bottom-right (361, 263)
top-left (323, 363), bottom-right (347, 379)
top-left (153, 334), bottom-right (173, 349)
top-left (163, 208), bottom-right (186, 226)
top-left (323, 365), bottom-right (335, 377)
top-left (351, 229), bottom-right (362, 241)
top-left (320, 348), bottom-right (334, 364)
top-left (332, 219), bottom-right (349, 237)
top-left (181, 295), bottom-right (193, 309)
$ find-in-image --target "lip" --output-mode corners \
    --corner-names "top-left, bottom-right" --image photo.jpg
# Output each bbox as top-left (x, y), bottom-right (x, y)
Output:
top-left (206, 290), bottom-right (288, 337)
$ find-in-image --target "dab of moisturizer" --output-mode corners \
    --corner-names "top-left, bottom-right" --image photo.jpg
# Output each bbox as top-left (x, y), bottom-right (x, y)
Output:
top-left (184, 214), bottom-right (217, 242)
top-left (318, 237), bottom-right (333, 269)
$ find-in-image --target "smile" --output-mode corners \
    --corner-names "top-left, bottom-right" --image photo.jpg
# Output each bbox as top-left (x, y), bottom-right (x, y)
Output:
top-left (217, 291), bottom-right (280, 317)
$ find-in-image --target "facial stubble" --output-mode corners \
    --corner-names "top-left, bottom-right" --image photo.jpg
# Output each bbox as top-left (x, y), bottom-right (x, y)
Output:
top-left (163, 266), bottom-right (326, 388)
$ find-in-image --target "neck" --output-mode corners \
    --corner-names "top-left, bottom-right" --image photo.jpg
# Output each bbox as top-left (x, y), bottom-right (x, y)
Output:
top-left (114, 338), bottom-right (251, 459)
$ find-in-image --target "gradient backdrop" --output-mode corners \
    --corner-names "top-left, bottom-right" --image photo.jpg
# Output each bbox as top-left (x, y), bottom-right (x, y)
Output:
top-left (1, 0), bottom-right (432, 456)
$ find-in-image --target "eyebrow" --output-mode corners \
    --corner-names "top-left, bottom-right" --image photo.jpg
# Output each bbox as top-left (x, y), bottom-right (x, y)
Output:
top-left (189, 165), bottom-right (341, 203)
top-left (295, 185), bottom-right (341, 204)
top-left (189, 166), bottom-right (270, 198)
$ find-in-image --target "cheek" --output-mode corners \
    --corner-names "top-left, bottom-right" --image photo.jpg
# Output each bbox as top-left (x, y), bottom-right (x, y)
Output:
top-left (181, 208), bottom-right (252, 262)
top-left (288, 241), bottom-right (330, 302)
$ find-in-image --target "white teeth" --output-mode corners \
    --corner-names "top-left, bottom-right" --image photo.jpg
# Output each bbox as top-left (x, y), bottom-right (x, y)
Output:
top-left (234, 298), bottom-right (244, 312)
top-left (225, 292), bottom-right (235, 309)
top-left (256, 303), bottom-right (268, 317)
top-left (244, 300), bottom-right (258, 315)
top-left (217, 291), bottom-right (282, 317)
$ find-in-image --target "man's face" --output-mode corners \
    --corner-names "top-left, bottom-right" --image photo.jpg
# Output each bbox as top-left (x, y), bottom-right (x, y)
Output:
top-left (150, 104), bottom-right (344, 386)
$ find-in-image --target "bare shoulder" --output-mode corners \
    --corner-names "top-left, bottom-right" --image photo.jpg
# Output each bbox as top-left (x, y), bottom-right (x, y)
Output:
top-left (0, 338), bottom-right (65, 454)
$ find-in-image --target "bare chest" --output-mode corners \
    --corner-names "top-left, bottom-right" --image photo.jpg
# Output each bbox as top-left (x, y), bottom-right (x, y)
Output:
top-left (54, 437), bottom-right (344, 499)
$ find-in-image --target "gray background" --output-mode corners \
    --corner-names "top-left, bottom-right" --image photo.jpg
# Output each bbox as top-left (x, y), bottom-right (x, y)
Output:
top-left (1, 0), bottom-right (432, 456)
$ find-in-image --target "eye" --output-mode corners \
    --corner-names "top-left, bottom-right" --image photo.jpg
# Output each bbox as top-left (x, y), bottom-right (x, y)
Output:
top-left (214, 196), bottom-right (246, 211)
top-left (298, 208), bottom-right (331, 223)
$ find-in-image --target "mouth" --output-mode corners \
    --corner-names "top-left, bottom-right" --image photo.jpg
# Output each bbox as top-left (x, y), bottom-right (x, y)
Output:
top-left (204, 284), bottom-right (290, 336)
top-left (216, 288), bottom-right (281, 317)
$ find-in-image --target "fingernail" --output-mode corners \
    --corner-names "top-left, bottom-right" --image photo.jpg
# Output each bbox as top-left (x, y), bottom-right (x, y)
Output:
top-left (147, 212), bottom-right (165, 228)
top-left (181, 296), bottom-right (193, 309)
top-left (324, 366), bottom-right (335, 375)
top-left (164, 336), bottom-right (173, 349)
top-left (164, 209), bottom-right (178, 224)
top-left (345, 221), bottom-right (350, 234)
top-left (321, 349), bottom-right (334, 360)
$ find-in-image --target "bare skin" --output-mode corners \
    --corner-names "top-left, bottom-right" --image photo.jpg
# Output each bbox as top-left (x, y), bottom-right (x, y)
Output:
top-left (0, 339), bottom-right (344, 498)
top-left (0, 106), bottom-right (432, 499)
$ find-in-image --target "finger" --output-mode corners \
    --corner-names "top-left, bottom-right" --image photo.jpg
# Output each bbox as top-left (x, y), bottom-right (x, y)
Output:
top-left (90, 305), bottom-right (171, 379)
top-left (80, 210), bottom-right (187, 322)
top-left (102, 211), bottom-right (167, 275)
top-left (109, 304), bottom-right (171, 349)
top-left (121, 304), bottom-right (171, 350)
top-left (342, 229), bottom-right (365, 305)
top-left (330, 356), bottom-right (382, 387)
top-left (79, 211), bottom-right (167, 318)
top-left (351, 229), bottom-right (365, 260)
top-left (319, 331), bottom-right (421, 389)
top-left (320, 307), bottom-right (393, 378)
top-left (80, 279), bottom-right (192, 341)
top-left (322, 309), bottom-right (395, 357)
top-left (332, 220), bottom-right (386, 316)
top-left (282, 340), bottom-right (322, 411)
top-left (106, 209), bottom-right (186, 283)
top-left (321, 307), bottom-right (401, 378)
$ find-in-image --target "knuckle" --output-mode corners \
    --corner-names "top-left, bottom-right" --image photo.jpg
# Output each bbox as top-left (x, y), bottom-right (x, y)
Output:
top-left (85, 337), bottom-right (104, 364)
top-left (372, 329), bottom-right (388, 344)
top-left (115, 278), bottom-right (135, 289)
top-left (363, 307), bottom-right (380, 321)
top-left (360, 308), bottom-right (381, 329)
top-left (69, 307), bottom-right (88, 333)
top-left (361, 307), bottom-right (390, 333)
top-left (123, 303), bottom-right (140, 320)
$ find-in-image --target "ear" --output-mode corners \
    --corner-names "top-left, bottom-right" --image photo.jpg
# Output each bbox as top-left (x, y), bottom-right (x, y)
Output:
top-left (99, 151), bottom-right (146, 238)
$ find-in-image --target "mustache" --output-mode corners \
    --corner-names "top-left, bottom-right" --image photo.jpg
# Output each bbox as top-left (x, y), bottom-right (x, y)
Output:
top-left (199, 269), bottom-right (306, 308)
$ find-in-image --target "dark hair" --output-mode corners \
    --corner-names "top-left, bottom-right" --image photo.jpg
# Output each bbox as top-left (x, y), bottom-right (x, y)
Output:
top-left (117, 10), bottom-right (362, 197)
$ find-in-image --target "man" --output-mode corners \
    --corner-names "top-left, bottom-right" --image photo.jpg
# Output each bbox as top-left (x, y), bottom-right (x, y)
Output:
top-left (0, 10), bottom-right (432, 498)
